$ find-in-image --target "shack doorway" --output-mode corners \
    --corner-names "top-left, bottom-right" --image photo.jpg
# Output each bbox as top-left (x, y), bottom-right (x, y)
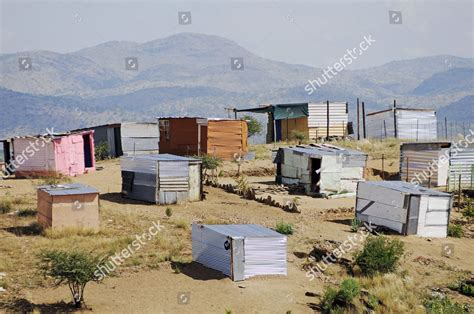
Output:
top-left (83, 135), bottom-right (93, 168)
top-left (310, 158), bottom-right (321, 193)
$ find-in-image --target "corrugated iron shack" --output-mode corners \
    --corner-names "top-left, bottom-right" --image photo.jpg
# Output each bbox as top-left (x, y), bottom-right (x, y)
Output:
top-left (157, 117), bottom-right (248, 160)
top-left (400, 142), bottom-right (452, 187)
top-left (356, 181), bottom-right (452, 238)
top-left (234, 102), bottom-right (349, 143)
top-left (448, 142), bottom-right (474, 190)
top-left (121, 154), bottom-right (202, 205)
top-left (273, 144), bottom-right (367, 197)
top-left (5, 131), bottom-right (95, 178)
top-left (366, 107), bottom-right (437, 140)
top-left (37, 183), bottom-right (100, 231)
top-left (192, 224), bottom-right (287, 281)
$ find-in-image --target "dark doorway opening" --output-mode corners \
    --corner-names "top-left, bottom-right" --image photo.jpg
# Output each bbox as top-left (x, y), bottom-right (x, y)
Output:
top-left (114, 127), bottom-right (123, 157)
top-left (83, 135), bottom-right (93, 168)
top-left (310, 158), bottom-right (321, 193)
top-left (2, 141), bottom-right (13, 175)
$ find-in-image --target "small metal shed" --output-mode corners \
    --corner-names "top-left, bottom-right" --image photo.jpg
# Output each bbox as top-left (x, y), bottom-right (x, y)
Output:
top-left (400, 142), bottom-right (452, 187)
top-left (121, 154), bottom-right (202, 205)
top-left (356, 181), bottom-right (452, 238)
top-left (37, 183), bottom-right (100, 231)
top-left (366, 107), bottom-right (437, 140)
top-left (449, 143), bottom-right (474, 191)
top-left (192, 224), bottom-right (287, 281)
top-left (274, 144), bottom-right (367, 197)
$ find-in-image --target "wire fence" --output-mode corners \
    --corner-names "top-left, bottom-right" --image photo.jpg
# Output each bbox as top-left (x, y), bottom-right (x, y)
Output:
top-left (437, 121), bottom-right (474, 141)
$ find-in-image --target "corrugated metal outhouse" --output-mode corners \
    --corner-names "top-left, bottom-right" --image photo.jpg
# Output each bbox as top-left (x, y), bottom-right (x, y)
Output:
top-left (192, 224), bottom-right (287, 281)
top-left (121, 154), bottom-right (202, 204)
top-left (158, 117), bottom-right (248, 160)
top-left (37, 183), bottom-right (100, 231)
top-left (356, 181), bottom-right (452, 237)
top-left (274, 144), bottom-right (367, 197)
top-left (400, 142), bottom-right (452, 187)
top-left (10, 131), bottom-right (95, 178)
top-left (366, 107), bottom-right (437, 140)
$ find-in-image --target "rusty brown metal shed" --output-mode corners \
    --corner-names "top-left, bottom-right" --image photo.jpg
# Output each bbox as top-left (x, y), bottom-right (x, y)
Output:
top-left (158, 117), bottom-right (248, 160)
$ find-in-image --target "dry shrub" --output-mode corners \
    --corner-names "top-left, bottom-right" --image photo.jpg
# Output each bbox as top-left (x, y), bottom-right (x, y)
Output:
top-left (44, 227), bottom-right (100, 239)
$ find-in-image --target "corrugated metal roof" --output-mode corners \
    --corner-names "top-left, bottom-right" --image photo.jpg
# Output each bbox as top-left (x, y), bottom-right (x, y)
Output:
top-left (38, 183), bottom-right (98, 196)
top-left (12, 130), bottom-right (94, 140)
top-left (122, 153), bottom-right (200, 162)
top-left (199, 224), bottom-right (284, 238)
top-left (283, 144), bottom-right (367, 157)
top-left (362, 181), bottom-right (450, 196)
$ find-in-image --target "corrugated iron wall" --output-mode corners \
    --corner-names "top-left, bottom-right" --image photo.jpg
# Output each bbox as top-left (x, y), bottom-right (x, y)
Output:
top-left (397, 110), bottom-right (437, 141)
top-left (308, 102), bottom-right (348, 138)
top-left (279, 117), bottom-right (308, 141)
top-left (121, 122), bottom-right (159, 156)
top-left (207, 120), bottom-right (248, 159)
top-left (449, 144), bottom-right (474, 190)
top-left (159, 118), bottom-right (199, 156)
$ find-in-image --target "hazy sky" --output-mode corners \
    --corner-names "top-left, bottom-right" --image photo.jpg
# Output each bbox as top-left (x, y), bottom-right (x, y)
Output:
top-left (1, 0), bottom-right (472, 69)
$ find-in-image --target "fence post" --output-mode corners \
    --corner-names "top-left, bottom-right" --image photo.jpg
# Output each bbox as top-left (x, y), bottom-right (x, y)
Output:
top-left (406, 157), bottom-right (410, 182)
top-left (445, 117), bottom-right (448, 139)
top-left (458, 174), bottom-right (462, 212)
top-left (382, 154), bottom-right (385, 180)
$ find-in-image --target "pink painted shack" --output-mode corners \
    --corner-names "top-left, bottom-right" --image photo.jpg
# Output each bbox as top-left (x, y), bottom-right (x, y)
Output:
top-left (10, 131), bottom-right (95, 178)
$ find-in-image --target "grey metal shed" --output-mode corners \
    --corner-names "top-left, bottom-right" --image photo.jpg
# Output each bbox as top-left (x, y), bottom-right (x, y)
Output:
top-left (121, 154), bottom-right (202, 205)
top-left (356, 181), bottom-right (452, 238)
top-left (192, 224), bottom-right (287, 281)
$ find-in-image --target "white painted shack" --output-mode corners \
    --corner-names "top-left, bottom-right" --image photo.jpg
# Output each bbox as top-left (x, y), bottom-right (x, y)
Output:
top-left (356, 181), bottom-right (452, 237)
top-left (449, 143), bottom-right (474, 190)
top-left (121, 122), bottom-right (159, 156)
top-left (400, 142), bottom-right (452, 187)
top-left (192, 224), bottom-right (287, 281)
top-left (366, 107), bottom-right (437, 140)
top-left (121, 154), bottom-right (201, 205)
top-left (274, 144), bottom-right (367, 197)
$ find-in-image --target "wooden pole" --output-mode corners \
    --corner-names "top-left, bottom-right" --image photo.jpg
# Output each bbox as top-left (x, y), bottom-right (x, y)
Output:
top-left (357, 98), bottom-right (361, 140)
top-left (416, 119), bottom-right (419, 142)
top-left (326, 100), bottom-right (330, 140)
top-left (458, 174), bottom-right (462, 212)
top-left (444, 117), bottom-right (448, 139)
top-left (393, 99), bottom-right (398, 139)
top-left (383, 120), bottom-right (387, 139)
top-left (406, 157), bottom-right (410, 182)
top-left (362, 102), bottom-right (367, 139)
top-left (382, 154), bottom-right (385, 180)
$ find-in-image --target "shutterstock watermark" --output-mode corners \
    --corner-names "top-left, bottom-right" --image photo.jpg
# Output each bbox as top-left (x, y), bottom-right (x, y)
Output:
top-left (305, 222), bottom-right (376, 282)
top-left (410, 129), bottom-right (474, 187)
top-left (305, 35), bottom-right (376, 95)
top-left (94, 221), bottom-right (164, 280)
top-left (1, 128), bottom-right (55, 179)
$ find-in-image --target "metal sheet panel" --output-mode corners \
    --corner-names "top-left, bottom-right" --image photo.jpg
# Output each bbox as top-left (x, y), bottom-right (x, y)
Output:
top-left (244, 237), bottom-right (287, 279)
top-left (449, 144), bottom-right (474, 190)
top-left (121, 122), bottom-right (159, 155)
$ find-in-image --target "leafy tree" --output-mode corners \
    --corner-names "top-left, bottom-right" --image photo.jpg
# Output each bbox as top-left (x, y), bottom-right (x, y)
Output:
top-left (243, 115), bottom-right (262, 137)
top-left (38, 249), bottom-right (106, 308)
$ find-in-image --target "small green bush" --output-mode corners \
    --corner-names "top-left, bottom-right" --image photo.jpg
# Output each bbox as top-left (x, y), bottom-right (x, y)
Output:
top-left (290, 130), bottom-right (307, 144)
top-left (38, 249), bottom-right (106, 308)
top-left (165, 207), bottom-right (173, 217)
top-left (424, 296), bottom-right (470, 313)
top-left (95, 142), bottom-right (110, 161)
top-left (462, 204), bottom-right (474, 218)
top-left (367, 294), bottom-right (379, 310)
top-left (0, 199), bottom-right (13, 214)
top-left (448, 224), bottom-right (464, 238)
top-left (350, 217), bottom-right (363, 232)
top-left (275, 222), bottom-right (293, 235)
top-left (450, 279), bottom-right (474, 297)
top-left (354, 236), bottom-right (404, 277)
top-left (321, 278), bottom-right (360, 312)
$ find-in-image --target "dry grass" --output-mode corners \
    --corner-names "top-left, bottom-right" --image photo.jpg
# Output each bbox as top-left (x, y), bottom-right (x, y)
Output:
top-left (330, 138), bottom-right (406, 160)
top-left (358, 273), bottom-right (425, 314)
top-left (172, 219), bottom-right (190, 230)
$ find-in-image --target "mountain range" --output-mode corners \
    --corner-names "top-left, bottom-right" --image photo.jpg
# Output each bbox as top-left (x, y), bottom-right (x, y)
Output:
top-left (0, 32), bottom-right (472, 139)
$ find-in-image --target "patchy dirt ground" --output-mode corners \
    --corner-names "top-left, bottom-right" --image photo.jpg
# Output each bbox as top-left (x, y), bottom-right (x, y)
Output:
top-left (0, 158), bottom-right (473, 313)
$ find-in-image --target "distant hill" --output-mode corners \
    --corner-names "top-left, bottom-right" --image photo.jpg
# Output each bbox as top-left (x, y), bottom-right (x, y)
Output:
top-left (437, 95), bottom-right (474, 122)
top-left (0, 32), bottom-right (473, 138)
